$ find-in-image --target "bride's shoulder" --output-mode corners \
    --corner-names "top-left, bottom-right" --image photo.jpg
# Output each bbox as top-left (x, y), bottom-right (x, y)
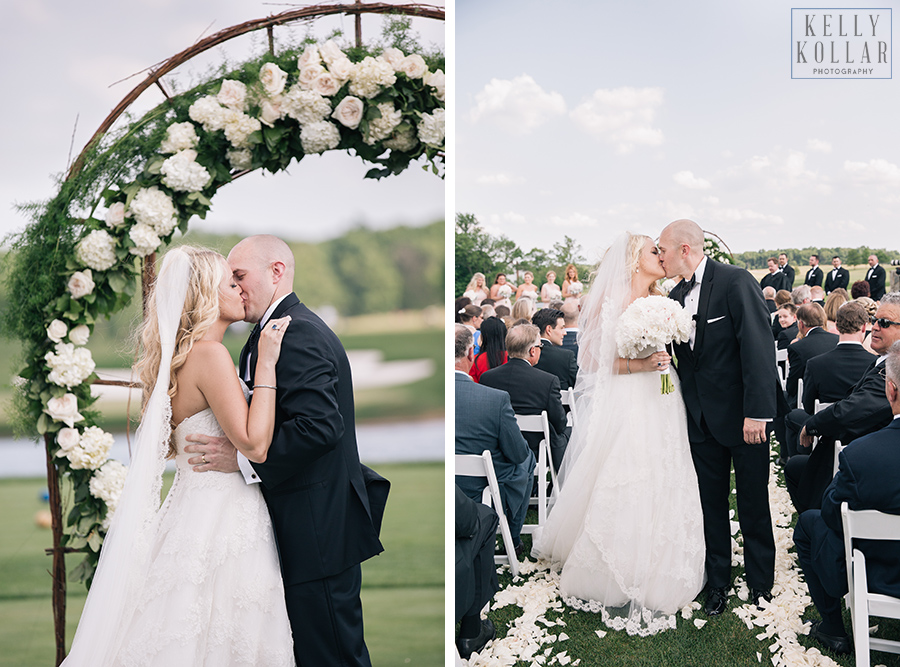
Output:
top-left (183, 340), bottom-right (232, 367)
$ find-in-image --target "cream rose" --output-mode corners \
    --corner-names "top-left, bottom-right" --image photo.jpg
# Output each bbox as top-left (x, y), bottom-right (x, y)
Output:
top-left (67, 270), bottom-right (95, 299)
top-left (331, 96), bottom-right (364, 130)
top-left (104, 202), bottom-right (126, 229)
top-left (299, 64), bottom-right (326, 90)
top-left (320, 39), bottom-right (345, 66)
top-left (259, 95), bottom-right (285, 127)
top-left (399, 54), bottom-right (427, 79)
top-left (424, 69), bottom-right (445, 101)
top-left (328, 56), bottom-right (354, 82)
top-left (217, 79), bottom-right (248, 111)
top-left (311, 72), bottom-right (341, 97)
top-left (57, 427), bottom-right (81, 452)
top-left (47, 319), bottom-right (68, 343)
top-left (298, 44), bottom-right (321, 70)
top-left (45, 393), bottom-right (84, 428)
top-left (69, 324), bottom-right (90, 346)
top-left (382, 47), bottom-right (405, 69)
top-left (259, 63), bottom-right (288, 97)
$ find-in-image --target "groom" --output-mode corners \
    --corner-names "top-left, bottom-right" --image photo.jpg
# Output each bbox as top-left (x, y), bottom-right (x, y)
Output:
top-left (185, 235), bottom-right (386, 666)
top-left (659, 219), bottom-right (777, 616)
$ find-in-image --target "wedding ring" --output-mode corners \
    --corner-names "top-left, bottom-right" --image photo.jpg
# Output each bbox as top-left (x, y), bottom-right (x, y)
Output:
top-left (657, 362), bottom-right (661, 367)
top-left (202, 454), bottom-right (207, 464)
top-left (271, 324), bottom-right (278, 330)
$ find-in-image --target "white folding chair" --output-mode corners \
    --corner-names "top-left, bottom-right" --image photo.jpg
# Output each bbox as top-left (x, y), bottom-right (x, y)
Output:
top-left (559, 387), bottom-right (576, 428)
top-left (840, 502), bottom-right (900, 667)
top-left (455, 451), bottom-right (520, 577)
top-left (515, 411), bottom-right (556, 531)
top-left (776, 347), bottom-right (788, 390)
top-left (832, 440), bottom-right (844, 478)
top-left (814, 399), bottom-right (834, 414)
top-left (797, 378), bottom-right (804, 409)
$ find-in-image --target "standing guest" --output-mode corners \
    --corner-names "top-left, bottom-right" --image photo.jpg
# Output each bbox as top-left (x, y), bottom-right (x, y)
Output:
top-left (463, 272), bottom-right (491, 306)
top-left (560, 301), bottom-right (580, 360)
top-left (469, 316), bottom-right (509, 383)
top-left (532, 308), bottom-right (578, 390)
top-left (775, 304), bottom-right (799, 350)
top-left (762, 286), bottom-right (777, 314)
top-left (866, 254), bottom-right (887, 301)
top-left (515, 271), bottom-right (539, 302)
top-left (785, 303), bottom-right (838, 414)
top-left (778, 253), bottom-right (795, 288)
top-left (760, 257), bottom-right (788, 292)
top-left (824, 256), bottom-right (850, 294)
top-left (511, 296), bottom-right (535, 321)
top-left (548, 299), bottom-right (565, 311)
top-left (824, 289), bottom-right (849, 334)
top-left (850, 280), bottom-right (870, 300)
top-left (540, 270), bottom-right (562, 303)
top-left (490, 273), bottom-right (514, 309)
top-left (810, 285), bottom-right (826, 307)
top-left (561, 264), bottom-right (583, 306)
top-left (805, 254), bottom-right (824, 288)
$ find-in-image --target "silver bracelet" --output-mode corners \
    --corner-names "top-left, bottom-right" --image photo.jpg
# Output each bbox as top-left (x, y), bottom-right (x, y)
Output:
top-left (626, 359), bottom-right (631, 374)
top-left (253, 385), bottom-right (277, 390)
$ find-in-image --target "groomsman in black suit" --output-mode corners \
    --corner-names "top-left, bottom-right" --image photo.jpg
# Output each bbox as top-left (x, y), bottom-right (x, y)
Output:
top-left (660, 219), bottom-right (778, 615)
top-left (784, 304), bottom-right (838, 412)
top-left (760, 257), bottom-right (789, 292)
top-left (560, 301), bottom-right (580, 360)
top-left (804, 254), bottom-right (824, 288)
top-left (480, 323), bottom-right (570, 472)
top-left (792, 341), bottom-right (900, 654)
top-left (866, 254), bottom-right (887, 301)
top-left (778, 253), bottom-right (795, 288)
top-left (532, 308), bottom-right (578, 390)
top-left (824, 256), bottom-right (850, 294)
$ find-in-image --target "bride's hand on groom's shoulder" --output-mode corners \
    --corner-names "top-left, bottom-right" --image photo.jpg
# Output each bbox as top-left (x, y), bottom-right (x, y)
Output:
top-left (185, 433), bottom-right (239, 473)
top-left (258, 315), bottom-right (292, 366)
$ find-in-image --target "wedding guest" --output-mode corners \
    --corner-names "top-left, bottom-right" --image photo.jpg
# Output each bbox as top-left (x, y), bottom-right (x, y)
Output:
top-left (791, 285), bottom-right (812, 306)
top-left (762, 286), bottom-right (777, 314)
top-left (560, 301), bottom-right (580, 359)
top-left (455, 296), bottom-right (471, 323)
top-left (761, 258), bottom-right (788, 292)
top-left (784, 304), bottom-right (837, 414)
top-left (463, 272), bottom-right (491, 306)
top-left (548, 299), bottom-right (564, 311)
top-left (824, 289), bottom-right (848, 334)
top-left (778, 253), bottom-right (795, 288)
top-left (540, 270), bottom-right (562, 303)
top-left (511, 296), bottom-right (535, 321)
top-left (491, 273), bottom-right (513, 309)
top-left (561, 264), bottom-right (583, 306)
top-left (772, 290), bottom-right (793, 338)
top-left (515, 271), bottom-right (539, 302)
top-left (850, 280), bottom-right (870, 299)
top-left (805, 254), bottom-right (824, 288)
top-left (824, 256), bottom-right (850, 294)
top-left (469, 316), bottom-right (508, 383)
top-left (480, 304), bottom-right (497, 320)
top-left (810, 284), bottom-right (826, 305)
top-left (792, 340), bottom-right (900, 655)
top-left (458, 304), bottom-right (484, 354)
top-left (775, 304), bottom-right (799, 350)
top-left (494, 305), bottom-right (511, 318)
top-left (480, 323), bottom-right (570, 472)
top-left (856, 296), bottom-right (878, 354)
top-left (866, 254), bottom-right (887, 301)
top-left (532, 308), bottom-right (578, 390)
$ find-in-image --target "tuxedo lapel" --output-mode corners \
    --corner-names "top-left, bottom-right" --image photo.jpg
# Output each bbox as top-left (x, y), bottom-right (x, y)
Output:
top-left (692, 259), bottom-right (715, 356)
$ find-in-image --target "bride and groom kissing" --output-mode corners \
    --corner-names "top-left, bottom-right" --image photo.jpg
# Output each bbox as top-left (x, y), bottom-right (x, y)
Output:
top-left (533, 219), bottom-right (777, 635)
top-left (63, 235), bottom-right (389, 666)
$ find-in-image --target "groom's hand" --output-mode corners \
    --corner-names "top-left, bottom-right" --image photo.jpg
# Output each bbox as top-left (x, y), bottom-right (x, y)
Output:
top-left (742, 418), bottom-right (767, 445)
top-left (184, 434), bottom-right (239, 473)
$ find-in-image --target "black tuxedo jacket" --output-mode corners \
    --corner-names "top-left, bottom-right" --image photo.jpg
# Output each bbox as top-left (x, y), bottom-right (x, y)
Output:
top-left (824, 267), bottom-right (850, 293)
top-left (534, 339), bottom-right (578, 390)
top-left (670, 259), bottom-right (778, 447)
top-left (241, 294), bottom-right (385, 586)
top-left (760, 272), bottom-right (788, 292)
top-left (479, 358), bottom-right (569, 467)
top-left (561, 330), bottom-right (579, 361)
top-left (765, 299), bottom-right (777, 314)
top-left (781, 264), bottom-right (795, 287)
top-left (802, 343), bottom-right (876, 414)
top-left (866, 264), bottom-right (887, 301)
top-left (776, 323), bottom-right (799, 350)
top-left (785, 327), bottom-right (839, 409)
top-left (804, 266), bottom-right (824, 287)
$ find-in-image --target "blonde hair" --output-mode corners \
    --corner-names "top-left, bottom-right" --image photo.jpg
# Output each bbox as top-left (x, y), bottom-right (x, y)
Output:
top-left (626, 233), bottom-right (663, 296)
top-left (465, 272), bottom-right (486, 292)
top-left (511, 297), bottom-right (535, 320)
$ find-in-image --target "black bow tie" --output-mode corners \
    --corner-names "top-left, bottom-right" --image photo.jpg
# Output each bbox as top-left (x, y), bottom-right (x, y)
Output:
top-left (247, 322), bottom-right (262, 350)
top-left (684, 274), bottom-right (697, 292)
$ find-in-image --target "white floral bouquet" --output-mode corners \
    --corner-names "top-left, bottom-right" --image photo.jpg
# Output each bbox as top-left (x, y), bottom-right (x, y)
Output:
top-left (616, 296), bottom-right (693, 393)
top-left (546, 287), bottom-right (561, 301)
top-left (498, 284), bottom-right (512, 300)
top-left (568, 281), bottom-right (583, 296)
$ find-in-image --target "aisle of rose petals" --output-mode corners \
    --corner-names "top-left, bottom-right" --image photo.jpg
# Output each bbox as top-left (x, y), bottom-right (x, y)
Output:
top-left (463, 458), bottom-right (848, 667)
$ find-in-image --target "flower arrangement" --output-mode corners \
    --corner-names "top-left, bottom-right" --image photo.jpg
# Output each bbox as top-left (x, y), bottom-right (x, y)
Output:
top-left (616, 296), bottom-right (693, 393)
top-left (703, 234), bottom-right (733, 265)
top-left (498, 284), bottom-right (513, 299)
top-left (567, 282), bottom-right (583, 296)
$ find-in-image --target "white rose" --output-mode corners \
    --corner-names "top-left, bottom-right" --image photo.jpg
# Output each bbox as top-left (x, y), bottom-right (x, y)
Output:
top-left (227, 148), bottom-right (253, 171)
top-left (298, 44), bottom-right (321, 69)
top-left (69, 324), bottom-right (90, 346)
top-left (382, 47), bottom-right (405, 69)
top-left (300, 121), bottom-right (341, 154)
top-left (104, 202), bottom-right (126, 228)
top-left (129, 223), bottom-right (161, 257)
top-left (47, 319), bottom-right (68, 343)
top-left (259, 63), bottom-right (288, 97)
top-left (67, 270), bottom-right (95, 299)
top-left (299, 64), bottom-right (326, 90)
top-left (417, 108), bottom-right (445, 148)
top-left (424, 69), bottom-right (445, 101)
top-left (57, 427), bottom-right (80, 452)
top-left (76, 229), bottom-right (118, 271)
top-left (328, 56), bottom-right (353, 82)
top-left (311, 72), bottom-right (341, 97)
top-left (259, 95), bottom-right (284, 127)
top-left (399, 54), bottom-right (427, 79)
top-left (159, 121), bottom-right (199, 153)
top-left (45, 393), bottom-right (84, 428)
top-left (217, 79), bottom-right (248, 111)
top-left (331, 96), bottom-right (364, 129)
top-left (160, 149), bottom-right (212, 193)
top-left (320, 39), bottom-right (345, 66)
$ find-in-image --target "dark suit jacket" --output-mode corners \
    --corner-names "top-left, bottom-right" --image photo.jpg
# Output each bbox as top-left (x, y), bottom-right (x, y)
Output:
top-left (776, 323), bottom-right (799, 350)
top-left (480, 358), bottom-right (569, 470)
top-left (824, 267), bottom-right (850, 293)
top-left (760, 271), bottom-right (789, 292)
top-left (785, 327), bottom-right (839, 409)
top-left (765, 299), bottom-right (777, 314)
top-left (866, 264), bottom-right (887, 301)
top-left (535, 338), bottom-right (578, 390)
top-left (243, 294), bottom-right (384, 586)
top-left (455, 486), bottom-right (499, 622)
top-left (802, 342), bottom-right (876, 414)
top-left (670, 259), bottom-right (778, 447)
top-left (561, 329), bottom-right (579, 361)
top-left (780, 264), bottom-right (795, 287)
top-left (804, 266), bottom-right (824, 287)
top-left (803, 419), bottom-right (900, 600)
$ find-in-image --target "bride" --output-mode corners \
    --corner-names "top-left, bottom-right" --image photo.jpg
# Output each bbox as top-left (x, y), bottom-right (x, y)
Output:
top-left (532, 232), bottom-right (705, 636)
top-left (62, 246), bottom-right (295, 666)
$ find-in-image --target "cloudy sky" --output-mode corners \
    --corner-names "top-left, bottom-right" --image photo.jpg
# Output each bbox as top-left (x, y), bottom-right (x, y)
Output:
top-left (0, 0), bottom-right (444, 244)
top-left (456, 0), bottom-right (899, 262)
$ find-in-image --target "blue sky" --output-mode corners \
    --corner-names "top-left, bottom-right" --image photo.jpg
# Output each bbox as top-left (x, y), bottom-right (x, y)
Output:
top-left (455, 0), bottom-right (898, 261)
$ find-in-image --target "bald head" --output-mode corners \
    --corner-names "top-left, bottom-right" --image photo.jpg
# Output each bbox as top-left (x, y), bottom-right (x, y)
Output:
top-left (659, 218), bottom-right (705, 279)
top-left (230, 235), bottom-right (295, 274)
top-left (228, 234), bottom-right (296, 323)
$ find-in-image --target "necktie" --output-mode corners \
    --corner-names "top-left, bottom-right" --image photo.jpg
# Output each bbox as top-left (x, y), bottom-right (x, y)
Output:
top-left (243, 323), bottom-right (262, 381)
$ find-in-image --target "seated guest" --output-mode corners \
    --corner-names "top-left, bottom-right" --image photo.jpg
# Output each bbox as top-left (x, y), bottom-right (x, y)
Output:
top-left (775, 303), bottom-right (799, 350)
top-left (761, 257), bottom-right (789, 292)
top-left (791, 284), bottom-right (812, 306)
top-left (532, 308), bottom-right (578, 390)
top-left (469, 317), bottom-right (508, 383)
top-left (455, 486), bottom-right (499, 659)
top-left (560, 301), bottom-right (580, 359)
top-left (824, 288), bottom-right (849, 334)
top-left (792, 341), bottom-right (900, 655)
top-left (480, 323), bottom-right (570, 472)
top-left (455, 325), bottom-right (535, 555)
top-left (455, 296), bottom-right (471, 323)
top-left (494, 305), bottom-right (511, 318)
top-left (480, 304), bottom-right (497, 320)
top-left (824, 255), bottom-right (850, 294)
top-left (762, 285), bottom-right (777, 314)
top-left (548, 299), bottom-right (564, 311)
top-left (810, 285), bottom-right (826, 307)
top-left (785, 303), bottom-right (838, 411)
top-left (850, 279), bottom-right (871, 300)
top-left (459, 304), bottom-right (483, 353)
top-left (786, 293), bottom-right (900, 513)
top-left (511, 297), bottom-right (535, 321)
top-left (856, 296), bottom-right (878, 354)
top-left (772, 289), bottom-right (793, 338)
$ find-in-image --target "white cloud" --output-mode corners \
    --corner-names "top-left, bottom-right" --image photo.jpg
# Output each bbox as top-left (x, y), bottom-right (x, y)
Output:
top-left (807, 138), bottom-right (832, 153)
top-left (704, 196), bottom-right (720, 205)
top-left (484, 211), bottom-right (528, 235)
top-left (570, 87), bottom-right (664, 153)
top-left (715, 208), bottom-right (785, 226)
top-left (548, 212), bottom-right (598, 228)
top-left (844, 158), bottom-right (900, 184)
top-left (476, 173), bottom-right (523, 186)
top-left (470, 75), bottom-right (566, 133)
top-left (673, 170), bottom-right (711, 190)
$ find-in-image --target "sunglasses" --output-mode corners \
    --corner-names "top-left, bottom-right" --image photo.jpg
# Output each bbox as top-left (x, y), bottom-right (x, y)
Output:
top-left (871, 317), bottom-right (900, 328)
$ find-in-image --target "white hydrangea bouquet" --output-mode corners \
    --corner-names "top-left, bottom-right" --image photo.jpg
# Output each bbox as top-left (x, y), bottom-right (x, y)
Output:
top-left (568, 281), bottom-right (583, 296)
top-left (497, 284), bottom-right (512, 300)
top-left (615, 295), bottom-right (693, 394)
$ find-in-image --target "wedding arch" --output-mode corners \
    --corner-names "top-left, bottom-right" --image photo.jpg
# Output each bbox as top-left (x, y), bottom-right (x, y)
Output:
top-left (3, 3), bottom-right (443, 662)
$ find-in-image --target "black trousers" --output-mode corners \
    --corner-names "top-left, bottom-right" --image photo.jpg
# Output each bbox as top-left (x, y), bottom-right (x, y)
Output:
top-left (690, 430), bottom-right (776, 591)
top-left (285, 564), bottom-right (370, 667)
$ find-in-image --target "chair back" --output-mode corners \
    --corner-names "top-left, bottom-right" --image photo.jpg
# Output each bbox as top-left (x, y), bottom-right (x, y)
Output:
top-left (515, 411), bottom-right (556, 529)
top-left (559, 387), bottom-right (576, 427)
top-left (814, 399), bottom-right (833, 414)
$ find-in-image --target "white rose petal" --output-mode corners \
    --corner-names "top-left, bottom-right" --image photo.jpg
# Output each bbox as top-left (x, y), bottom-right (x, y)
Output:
top-left (594, 630), bottom-right (607, 639)
top-left (67, 270), bottom-right (95, 299)
top-left (104, 202), bottom-right (126, 228)
top-left (300, 121), bottom-right (341, 154)
top-left (47, 319), bottom-right (68, 344)
top-left (216, 79), bottom-right (247, 111)
top-left (159, 121), bottom-right (199, 153)
top-left (331, 96), bottom-right (364, 130)
top-left (76, 229), bottom-right (117, 271)
top-left (259, 62), bottom-right (288, 97)
top-left (382, 47), bottom-right (404, 69)
top-left (399, 53), bottom-right (427, 79)
top-left (69, 324), bottom-right (90, 346)
top-left (45, 393), bottom-right (84, 428)
top-left (693, 619), bottom-right (707, 629)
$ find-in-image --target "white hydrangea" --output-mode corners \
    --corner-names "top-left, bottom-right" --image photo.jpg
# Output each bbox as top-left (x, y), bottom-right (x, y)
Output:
top-left (283, 86), bottom-right (332, 125)
top-left (61, 426), bottom-right (114, 471)
top-left (417, 108), bottom-right (445, 148)
top-left (159, 121), bottom-right (199, 154)
top-left (104, 202), bottom-right (126, 229)
top-left (129, 223), bottom-right (161, 257)
top-left (188, 95), bottom-right (228, 132)
top-left (300, 121), bottom-right (341, 154)
top-left (160, 149), bottom-right (212, 193)
top-left (76, 229), bottom-right (117, 271)
top-left (47, 319), bottom-right (68, 344)
top-left (45, 342), bottom-right (95, 388)
top-left (227, 148), bottom-right (253, 171)
top-left (130, 186), bottom-right (178, 236)
top-left (69, 324), bottom-right (90, 346)
top-left (216, 79), bottom-right (248, 111)
top-left (349, 56), bottom-right (396, 99)
top-left (383, 124), bottom-right (419, 152)
top-left (223, 110), bottom-right (261, 149)
top-left (424, 69), bottom-right (445, 101)
top-left (364, 102), bottom-right (403, 145)
top-left (90, 460), bottom-right (128, 527)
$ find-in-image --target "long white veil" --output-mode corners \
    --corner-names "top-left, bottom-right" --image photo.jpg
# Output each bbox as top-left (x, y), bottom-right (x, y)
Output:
top-left (63, 248), bottom-right (192, 665)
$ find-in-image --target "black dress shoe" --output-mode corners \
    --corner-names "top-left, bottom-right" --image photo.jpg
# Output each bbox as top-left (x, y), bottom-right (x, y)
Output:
top-left (705, 587), bottom-right (729, 616)
top-left (751, 588), bottom-right (773, 608)
top-left (457, 618), bottom-right (496, 659)
top-left (807, 620), bottom-right (851, 655)
top-left (514, 541), bottom-right (526, 558)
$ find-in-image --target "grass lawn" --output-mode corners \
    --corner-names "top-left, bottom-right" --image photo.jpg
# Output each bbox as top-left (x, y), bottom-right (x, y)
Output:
top-left (0, 461), bottom-right (444, 667)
